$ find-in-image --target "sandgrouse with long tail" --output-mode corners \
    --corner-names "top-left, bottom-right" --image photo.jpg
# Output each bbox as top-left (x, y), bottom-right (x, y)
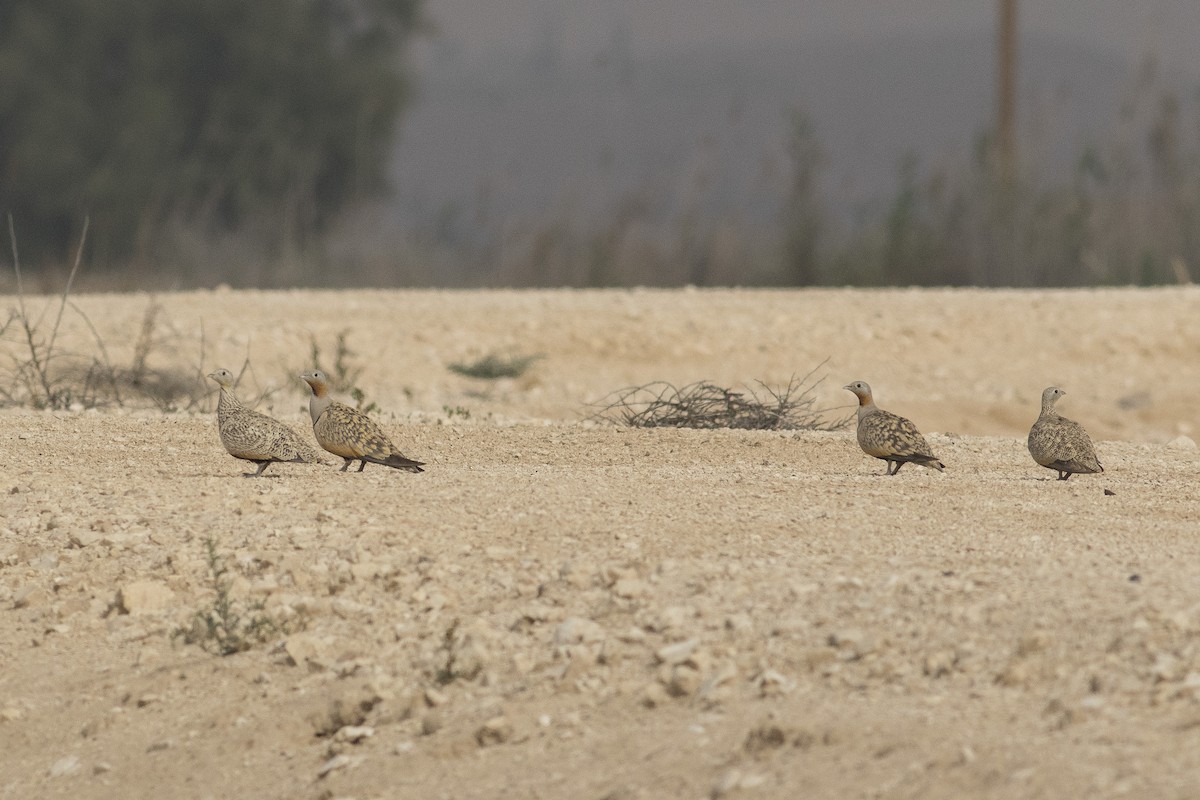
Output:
top-left (844, 380), bottom-right (945, 475)
top-left (299, 370), bottom-right (425, 473)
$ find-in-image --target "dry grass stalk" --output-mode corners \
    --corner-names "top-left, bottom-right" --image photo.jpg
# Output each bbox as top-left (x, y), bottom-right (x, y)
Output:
top-left (2, 216), bottom-right (212, 411)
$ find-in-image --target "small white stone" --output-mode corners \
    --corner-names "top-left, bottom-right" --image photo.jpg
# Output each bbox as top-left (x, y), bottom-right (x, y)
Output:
top-left (317, 754), bottom-right (353, 779)
top-left (334, 725), bottom-right (375, 744)
top-left (49, 755), bottom-right (81, 778)
top-left (712, 768), bottom-right (742, 797)
top-left (655, 638), bottom-right (700, 665)
top-left (738, 772), bottom-right (767, 789)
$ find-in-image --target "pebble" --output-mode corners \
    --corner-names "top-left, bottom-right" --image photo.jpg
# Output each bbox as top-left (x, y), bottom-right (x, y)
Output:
top-left (49, 755), bottom-right (81, 778)
top-left (317, 754), bottom-right (358, 779)
top-left (117, 580), bottom-right (175, 615)
top-left (754, 669), bottom-right (794, 697)
top-left (666, 665), bottom-right (703, 697)
top-left (554, 617), bottom-right (605, 646)
top-left (421, 712), bottom-right (443, 736)
top-left (655, 639), bottom-right (700, 666)
top-left (283, 633), bottom-right (332, 672)
top-left (641, 683), bottom-right (670, 708)
top-left (12, 585), bottom-right (48, 609)
top-left (828, 629), bottom-right (875, 660)
top-left (68, 530), bottom-right (101, 548)
top-left (655, 606), bottom-right (692, 631)
top-left (334, 725), bottom-right (375, 744)
top-left (475, 715), bottom-right (514, 746)
top-left (1152, 652), bottom-right (1183, 683)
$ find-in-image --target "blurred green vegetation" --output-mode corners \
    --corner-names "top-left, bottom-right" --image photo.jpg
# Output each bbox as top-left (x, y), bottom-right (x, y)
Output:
top-left (3, 4), bottom-right (1199, 289)
top-left (779, 86), bottom-right (1200, 287)
top-left (0, 0), bottom-right (420, 270)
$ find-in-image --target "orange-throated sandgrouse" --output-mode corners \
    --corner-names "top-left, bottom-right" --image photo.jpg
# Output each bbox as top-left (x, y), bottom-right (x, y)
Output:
top-left (299, 370), bottom-right (425, 473)
top-left (844, 380), bottom-right (946, 475)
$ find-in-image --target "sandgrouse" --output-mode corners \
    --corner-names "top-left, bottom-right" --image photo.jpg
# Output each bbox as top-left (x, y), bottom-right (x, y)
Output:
top-left (1027, 386), bottom-right (1103, 480)
top-left (844, 380), bottom-right (945, 475)
top-left (207, 369), bottom-right (325, 477)
top-left (299, 370), bottom-right (425, 473)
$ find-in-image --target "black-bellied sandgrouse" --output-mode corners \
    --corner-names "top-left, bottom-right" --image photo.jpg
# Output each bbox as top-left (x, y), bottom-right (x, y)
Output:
top-left (844, 380), bottom-right (945, 475)
top-left (299, 370), bottom-right (425, 473)
top-left (1027, 386), bottom-right (1103, 480)
top-left (207, 369), bottom-right (325, 477)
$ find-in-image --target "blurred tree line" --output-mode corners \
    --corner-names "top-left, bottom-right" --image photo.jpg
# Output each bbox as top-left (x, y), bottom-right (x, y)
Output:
top-left (0, 0), bottom-right (420, 271)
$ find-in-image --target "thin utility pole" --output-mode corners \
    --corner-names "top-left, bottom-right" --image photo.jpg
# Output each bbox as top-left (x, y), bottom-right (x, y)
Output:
top-left (996, 0), bottom-right (1018, 181)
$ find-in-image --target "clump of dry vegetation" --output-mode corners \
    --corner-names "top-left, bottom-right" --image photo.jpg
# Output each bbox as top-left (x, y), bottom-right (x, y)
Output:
top-left (590, 362), bottom-right (850, 431)
top-left (1, 216), bottom-right (208, 411)
top-left (305, 329), bottom-right (378, 412)
top-left (448, 351), bottom-right (543, 380)
top-left (176, 538), bottom-right (299, 657)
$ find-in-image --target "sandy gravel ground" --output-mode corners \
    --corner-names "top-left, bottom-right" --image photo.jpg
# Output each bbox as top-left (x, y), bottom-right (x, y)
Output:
top-left (1, 287), bottom-right (1199, 800)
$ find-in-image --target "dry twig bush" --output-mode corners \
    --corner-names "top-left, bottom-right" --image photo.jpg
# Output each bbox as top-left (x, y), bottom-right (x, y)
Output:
top-left (589, 361), bottom-right (851, 431)
top-left (1, 216), bottom-right (208, 411)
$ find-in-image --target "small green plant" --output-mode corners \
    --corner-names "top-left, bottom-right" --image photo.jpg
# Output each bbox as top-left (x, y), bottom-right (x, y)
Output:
top-left (448, 351), bottom-right (543, 380)
top-left (350, 386), bottom-right (379, 414)
top-left (176, 538), bottom-right (291, 656)
top-left (442, 404), bottom-right (470, 420)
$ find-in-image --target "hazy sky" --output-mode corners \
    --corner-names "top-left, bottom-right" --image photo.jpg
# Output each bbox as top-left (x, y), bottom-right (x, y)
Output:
top-left (388, 0), bottom-right (1200, 251)
top-left (418, 0), bottom-right (1197, 76)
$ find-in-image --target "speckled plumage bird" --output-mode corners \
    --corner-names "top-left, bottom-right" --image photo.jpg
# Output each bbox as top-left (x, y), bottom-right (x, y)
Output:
top-left (844, 381), bottom-right (945, 475)
top-left (299, 370), bottom-right (425, 473)
top-left (207, 369), bottom-right (325, 477)
top-left (1027, 386), bottom-right (1103, 480)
